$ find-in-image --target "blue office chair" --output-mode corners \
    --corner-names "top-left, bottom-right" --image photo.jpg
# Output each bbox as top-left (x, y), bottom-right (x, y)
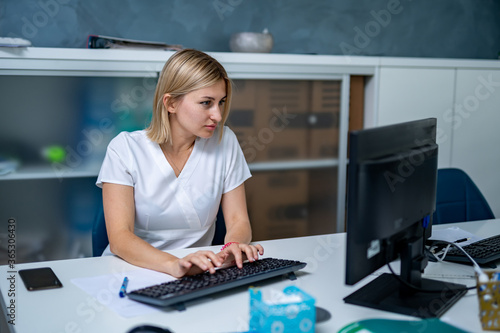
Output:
top-left (92, 204), bottom-right (109, 257)
top-left (433, 168), bottom-right (495, 225)
top-left (211, 208), bottom-right (227, 246)
top-left (91, 205), bottom-right (227, 257)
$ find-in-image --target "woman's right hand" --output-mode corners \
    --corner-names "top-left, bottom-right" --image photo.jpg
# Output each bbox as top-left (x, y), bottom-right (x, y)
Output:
top-left (171, 250), bottom-right (228, 278)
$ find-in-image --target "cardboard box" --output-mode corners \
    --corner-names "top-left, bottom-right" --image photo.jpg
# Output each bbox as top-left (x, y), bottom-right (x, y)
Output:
top-left (226, 108), bottom-right (257, 162)
top-left (228, 80), bottom-right (258, 162)
top-left (247, 171), bottom-right (309, 241)
top-left (308, 168), bottom-right (338, 235)
top-left (253, 81), bottom-right (310, 162)
top-left (311, 80), bottom-right (341, 111)
top-left (308, 80), bottom-right (341, 159)
top-left (231, 79), bottom-right (256, 109)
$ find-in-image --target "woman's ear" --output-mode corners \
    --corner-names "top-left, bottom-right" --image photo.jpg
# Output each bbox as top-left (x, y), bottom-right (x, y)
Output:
top-left (163, 94), bottom-right (176, 114)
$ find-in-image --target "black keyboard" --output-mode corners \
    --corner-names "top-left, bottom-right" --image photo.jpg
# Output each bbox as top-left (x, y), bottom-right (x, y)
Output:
top-left (127, 257), bottom-right (306, 310)
top-left (445, 234), bottom-right (500, 265)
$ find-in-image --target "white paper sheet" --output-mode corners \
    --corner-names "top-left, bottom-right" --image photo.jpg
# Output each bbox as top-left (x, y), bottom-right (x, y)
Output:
top-left (71, 268), bottom-right (175, 318)
top-left (429, 226), bottom-right (482, 246)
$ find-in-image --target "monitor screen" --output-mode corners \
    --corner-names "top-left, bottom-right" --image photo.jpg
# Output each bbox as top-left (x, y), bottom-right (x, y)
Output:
top-left (343, 118), bottom-right (467, 318)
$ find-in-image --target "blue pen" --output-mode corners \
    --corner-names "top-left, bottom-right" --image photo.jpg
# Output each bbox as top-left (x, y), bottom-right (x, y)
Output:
top-left (119, 277), bottom-right (129, 298)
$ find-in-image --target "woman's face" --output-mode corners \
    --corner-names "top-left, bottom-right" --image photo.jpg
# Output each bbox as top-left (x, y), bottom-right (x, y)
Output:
top-left (168, 79), bottom-right (226, 140)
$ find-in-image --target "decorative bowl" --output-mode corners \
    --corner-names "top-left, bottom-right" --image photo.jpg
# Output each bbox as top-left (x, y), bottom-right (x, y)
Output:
top-left (230, 29), bottom-right (273, 53)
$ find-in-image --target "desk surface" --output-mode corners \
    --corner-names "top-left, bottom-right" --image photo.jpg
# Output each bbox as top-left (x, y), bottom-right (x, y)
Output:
top-left (1, 219), bottom-right (498, 333)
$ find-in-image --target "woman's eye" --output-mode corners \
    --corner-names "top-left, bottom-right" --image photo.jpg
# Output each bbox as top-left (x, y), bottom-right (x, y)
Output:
top-left (200, 101), bottom-right (211, 106)
top-left (219, 99), bottom-right (226, 106)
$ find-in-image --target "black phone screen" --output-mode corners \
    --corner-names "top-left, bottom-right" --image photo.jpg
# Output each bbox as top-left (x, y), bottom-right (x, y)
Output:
top-left (19, 267), bottom-right (63, 291)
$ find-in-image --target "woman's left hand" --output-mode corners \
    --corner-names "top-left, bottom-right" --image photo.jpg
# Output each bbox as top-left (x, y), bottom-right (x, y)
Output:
top-left (219, 242), bottom-right (264, 269)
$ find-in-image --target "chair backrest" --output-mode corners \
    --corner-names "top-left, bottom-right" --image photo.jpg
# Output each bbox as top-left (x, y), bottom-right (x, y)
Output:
top-left (433, 168), bottom-right (495, 224)
top-left (212, 208), bottom-right (227, 246)
top-left (92, 204), bottom-right (109, 257)
top-left (91, 205), bottom-right (226, 256)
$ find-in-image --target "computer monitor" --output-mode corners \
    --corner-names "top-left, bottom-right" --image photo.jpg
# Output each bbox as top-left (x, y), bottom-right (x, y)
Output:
top-left (343, 118), bottom-right (467, 318)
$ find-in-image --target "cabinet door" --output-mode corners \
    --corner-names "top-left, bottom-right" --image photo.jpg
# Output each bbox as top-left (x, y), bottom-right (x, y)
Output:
top-left (377, 67), bottom-right (455, 167)
top-left (451, 69), bottom-right (500, 217)
top-left (228, 79), bottom-right (342, 240)
top-left (0, 75), bottom-right (155, 263)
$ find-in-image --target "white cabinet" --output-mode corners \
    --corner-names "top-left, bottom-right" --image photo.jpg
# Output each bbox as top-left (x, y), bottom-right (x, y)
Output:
top-left (452, 69), bottom-right (500, 217)
top-left (376, 67), bottom-right (455, 167)
top-left (376, 61), bottom-right (500, 218)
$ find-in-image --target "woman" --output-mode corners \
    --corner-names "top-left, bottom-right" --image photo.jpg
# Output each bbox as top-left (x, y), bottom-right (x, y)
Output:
top-left (96, 49), bottom-right (263, 278)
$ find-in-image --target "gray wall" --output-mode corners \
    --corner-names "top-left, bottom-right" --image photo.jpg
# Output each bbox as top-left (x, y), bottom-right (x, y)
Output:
top-left (1, 0), bottom-right (500, 59)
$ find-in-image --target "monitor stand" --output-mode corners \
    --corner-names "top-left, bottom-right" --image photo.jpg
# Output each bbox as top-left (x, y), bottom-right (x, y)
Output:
top-left (343, 273), bottom-right (467, 318)
top-left (344, 237), bottom-right (467, 318)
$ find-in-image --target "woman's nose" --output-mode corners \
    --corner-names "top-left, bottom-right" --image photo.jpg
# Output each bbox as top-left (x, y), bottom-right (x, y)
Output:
top-left (210, 105), bottom-right (222, 122)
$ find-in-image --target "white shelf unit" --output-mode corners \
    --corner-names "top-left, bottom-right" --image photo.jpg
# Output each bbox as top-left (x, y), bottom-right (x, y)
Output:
top-left (0, 164), bottom-right (100, 180)
top-left (0, 48), bottom-right (378, 238)
top-left (0, 48), bottom-right (380, 263)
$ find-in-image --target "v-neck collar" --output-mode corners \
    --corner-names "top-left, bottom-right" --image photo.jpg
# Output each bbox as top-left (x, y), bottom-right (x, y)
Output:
top-left (150, 136), bottom-right (205, 182)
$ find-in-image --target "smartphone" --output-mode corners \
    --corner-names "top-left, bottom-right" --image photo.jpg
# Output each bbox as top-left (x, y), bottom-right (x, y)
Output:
top-left (19, 267), bottom-right (63, 291)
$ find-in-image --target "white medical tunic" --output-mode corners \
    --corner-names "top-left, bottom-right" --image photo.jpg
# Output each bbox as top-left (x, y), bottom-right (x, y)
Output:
top-left (96, 126), bottom-right (251, 255)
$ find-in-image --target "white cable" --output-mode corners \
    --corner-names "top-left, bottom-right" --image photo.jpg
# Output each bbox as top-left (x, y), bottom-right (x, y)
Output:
top-left (429, 244), bottom-right (451, 262)
top-left (434, 240), bottom-right (488, 283)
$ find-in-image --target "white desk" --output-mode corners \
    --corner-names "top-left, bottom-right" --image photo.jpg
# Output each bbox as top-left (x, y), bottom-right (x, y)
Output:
top-left (1, 219), bottom-right (498, 333)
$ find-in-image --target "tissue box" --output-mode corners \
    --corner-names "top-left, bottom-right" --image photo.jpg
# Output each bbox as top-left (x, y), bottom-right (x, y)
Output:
top-left (249, 286), bottom-right (316, 333)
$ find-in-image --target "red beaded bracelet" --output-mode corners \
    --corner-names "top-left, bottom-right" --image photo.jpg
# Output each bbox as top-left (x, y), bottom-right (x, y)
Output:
top-left (221, 242), bottom-right (239, 251)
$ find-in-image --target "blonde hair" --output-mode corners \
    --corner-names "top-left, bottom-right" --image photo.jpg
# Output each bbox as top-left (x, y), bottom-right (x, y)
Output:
top-left (146, 49), bottom-right (232, 144)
